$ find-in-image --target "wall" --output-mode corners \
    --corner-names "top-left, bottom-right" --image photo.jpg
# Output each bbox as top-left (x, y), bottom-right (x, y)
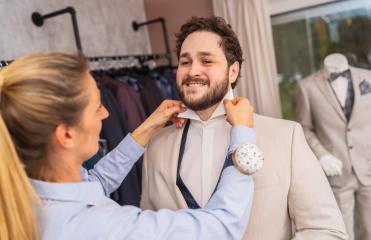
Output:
top-left (0, 0), bottom-right (151, 60)
top-left (143, 0), bottom-right (338, 65)
top-left (143, 0), bottom-right (213, 65)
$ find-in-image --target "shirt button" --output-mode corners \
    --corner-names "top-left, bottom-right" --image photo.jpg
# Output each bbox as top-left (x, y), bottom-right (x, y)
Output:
top-left (347, 128), bottom-right (351, 132)
top-left (349, 146), bottom-right (353, 150)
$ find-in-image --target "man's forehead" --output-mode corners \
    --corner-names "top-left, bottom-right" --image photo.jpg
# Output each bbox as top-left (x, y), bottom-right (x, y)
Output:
top-left (180, 31), bottom-right (224, 56)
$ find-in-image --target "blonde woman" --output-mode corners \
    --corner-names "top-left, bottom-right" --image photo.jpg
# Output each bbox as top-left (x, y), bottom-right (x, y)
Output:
top-left (0, 52), bottom-right (256, 240)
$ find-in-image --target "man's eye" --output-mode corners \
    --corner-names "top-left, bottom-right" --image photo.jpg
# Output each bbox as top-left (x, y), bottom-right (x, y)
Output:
top-left (202, 60), bottom-right (212, 64)
top-left (180, 61), bottom-right (190, 65)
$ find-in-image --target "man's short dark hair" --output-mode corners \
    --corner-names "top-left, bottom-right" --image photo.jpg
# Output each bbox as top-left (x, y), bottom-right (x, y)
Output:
top-left (175, 16), bottom-right (244, 89)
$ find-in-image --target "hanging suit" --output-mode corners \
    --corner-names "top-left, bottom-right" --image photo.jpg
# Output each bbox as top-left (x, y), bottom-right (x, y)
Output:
top-left (296, 66), bottom-right (371, 239)
top-left (86, 75), bottom-right (143, 207)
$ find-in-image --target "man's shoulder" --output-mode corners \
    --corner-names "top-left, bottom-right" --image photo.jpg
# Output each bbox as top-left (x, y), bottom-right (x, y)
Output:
top-left (255, 114), bottom-right (299, 133)
top-left (146, 123), bottom-right (181, 149)
top-left (254, 114), bottom-right (304, 147)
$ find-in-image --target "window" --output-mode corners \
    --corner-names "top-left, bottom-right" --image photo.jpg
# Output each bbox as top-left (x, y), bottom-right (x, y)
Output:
top-left (271, 0), bottom-right (371, 119)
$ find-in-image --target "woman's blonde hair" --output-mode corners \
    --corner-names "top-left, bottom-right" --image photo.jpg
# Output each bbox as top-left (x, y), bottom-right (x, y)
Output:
top-left (0, 52), bottom-right (89, 240)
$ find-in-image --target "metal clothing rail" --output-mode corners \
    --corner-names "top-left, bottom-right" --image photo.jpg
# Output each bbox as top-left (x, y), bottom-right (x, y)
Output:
top-left (1, 53), bottom-right (170, 68)
top-left (88, 53), bottom-right (172, 71)
top-left (0, 60), bottom-right (12, 68)
top-left (31, 7), bottom-right (83, 52)
top-left (88, 53), bottom-right (170, 62)
top-left (132, 17), bottom-right (172, 67)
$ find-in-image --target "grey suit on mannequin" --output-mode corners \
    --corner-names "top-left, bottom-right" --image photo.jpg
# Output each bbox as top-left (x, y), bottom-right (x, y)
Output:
top-left (296, 66), bottom-right (371, 239)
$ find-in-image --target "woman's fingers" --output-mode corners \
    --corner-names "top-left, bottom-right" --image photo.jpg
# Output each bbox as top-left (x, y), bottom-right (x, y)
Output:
top-left (160, 99), bottom-right (183, 110)
top-left (164, 104), bottom-right (186, 118)
top-left (171, 117), bottom-right (185, 128)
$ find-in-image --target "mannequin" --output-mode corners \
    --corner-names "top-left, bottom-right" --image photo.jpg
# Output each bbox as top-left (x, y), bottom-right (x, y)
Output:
top-left (320, 53), bottom-right (351, 177)
top-left (297, 52), bottom-right (371, 239)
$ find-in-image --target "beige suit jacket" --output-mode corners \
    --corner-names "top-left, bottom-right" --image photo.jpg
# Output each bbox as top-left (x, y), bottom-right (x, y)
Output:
top-left (296, 67), bottom-right (371, 187)
top-left (141, 114), bottom-right (347, 240)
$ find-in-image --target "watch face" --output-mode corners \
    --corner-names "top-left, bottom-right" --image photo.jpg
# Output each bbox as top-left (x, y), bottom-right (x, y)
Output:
top-left (234, 143), bottom-right (264, 175)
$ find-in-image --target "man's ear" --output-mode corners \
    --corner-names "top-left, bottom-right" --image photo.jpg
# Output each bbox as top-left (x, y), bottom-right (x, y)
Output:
top-left (229, 61), bottom-right (240, 85)
top-left (53, 123), bottom-right (75, 149)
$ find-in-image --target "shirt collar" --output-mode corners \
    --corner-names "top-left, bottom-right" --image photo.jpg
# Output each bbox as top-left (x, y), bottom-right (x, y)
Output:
top-left (30, 178), bottom-right (109, 205)
top-left (178, 88), bottom-right (234, 122)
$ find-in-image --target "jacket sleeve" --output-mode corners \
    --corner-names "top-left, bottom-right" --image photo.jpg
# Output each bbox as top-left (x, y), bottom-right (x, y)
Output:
top-left (296, 82), bottom-right (330, 159)
top-left (289, 123), bottom-right (348, 240)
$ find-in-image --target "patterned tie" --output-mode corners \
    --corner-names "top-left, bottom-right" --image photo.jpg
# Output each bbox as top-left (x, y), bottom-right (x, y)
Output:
top-left (344, 77), bottom-right (354, 121)
top-left (328, 70), bottom-right (354, 121)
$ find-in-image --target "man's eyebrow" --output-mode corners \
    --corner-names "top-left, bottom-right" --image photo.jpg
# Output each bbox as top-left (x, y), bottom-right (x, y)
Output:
top-left (179, 52), bottom-right (215, 58)
top-left (198, 52), bottom-right (213, 57)
top-left (179, 52), bottom-right (190, 58)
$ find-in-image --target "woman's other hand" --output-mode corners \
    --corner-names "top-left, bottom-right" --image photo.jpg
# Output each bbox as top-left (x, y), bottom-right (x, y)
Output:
top-left (223, 97), bottom-right (254, 128)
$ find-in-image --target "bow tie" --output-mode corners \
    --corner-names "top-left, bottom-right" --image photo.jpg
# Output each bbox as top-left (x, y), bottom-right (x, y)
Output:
top-left (328, 69), bottom-right (351, 82)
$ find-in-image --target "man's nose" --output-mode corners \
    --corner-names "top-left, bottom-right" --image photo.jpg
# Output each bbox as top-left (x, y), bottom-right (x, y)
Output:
top-left (189, 62), bottom-right (202, 77)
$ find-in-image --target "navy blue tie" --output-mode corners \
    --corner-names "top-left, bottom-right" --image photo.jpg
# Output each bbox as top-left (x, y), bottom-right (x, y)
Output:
top-left (176, 120), bottom-right (234, 209)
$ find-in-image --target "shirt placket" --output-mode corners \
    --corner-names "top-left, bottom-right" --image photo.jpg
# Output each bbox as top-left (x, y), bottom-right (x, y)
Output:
top-left (201, 122), bottom-right (213, 206)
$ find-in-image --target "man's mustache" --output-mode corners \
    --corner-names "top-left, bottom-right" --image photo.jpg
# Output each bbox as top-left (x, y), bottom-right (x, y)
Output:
top-left (182, 76), bottom-right (210, 86)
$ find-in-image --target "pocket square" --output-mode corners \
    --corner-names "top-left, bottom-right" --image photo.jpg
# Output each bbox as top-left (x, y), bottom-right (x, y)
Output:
top-left (359, 79), bottom-right (371, 95)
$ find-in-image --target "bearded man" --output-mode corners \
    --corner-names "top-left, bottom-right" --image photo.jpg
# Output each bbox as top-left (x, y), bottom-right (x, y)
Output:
top-left (140, 16), bottom-right (347, 240)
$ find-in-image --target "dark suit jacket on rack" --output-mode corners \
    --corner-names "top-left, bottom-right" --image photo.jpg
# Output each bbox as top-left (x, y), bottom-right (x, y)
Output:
top-left (101, 75), bottom-right (146, 131)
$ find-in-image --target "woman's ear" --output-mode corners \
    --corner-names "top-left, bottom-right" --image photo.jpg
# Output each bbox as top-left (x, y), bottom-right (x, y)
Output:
top-left (53, 123), bottom-right (75, 149)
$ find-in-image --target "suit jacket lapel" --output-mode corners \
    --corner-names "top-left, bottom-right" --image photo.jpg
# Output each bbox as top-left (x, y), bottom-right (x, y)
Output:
top-left (315, 69), bottom-right (347, 122)
top-left (348, 67), bottom-right (361, 125)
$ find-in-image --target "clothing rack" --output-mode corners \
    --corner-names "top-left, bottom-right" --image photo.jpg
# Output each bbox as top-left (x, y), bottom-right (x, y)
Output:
top-left (132, 18), bottom-right (172, 67)
top-left (1, 53), bottom-right (170, 70)
top-left (31, 7), bottom-right (83, 52)
top-left (88, 53), bottom-right (171, 71)
top-left (88, 53), bottom-right (169, 62)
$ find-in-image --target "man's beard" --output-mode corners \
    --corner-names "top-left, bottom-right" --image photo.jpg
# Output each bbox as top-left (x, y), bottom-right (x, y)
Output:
top-left (177, 73), bottom-right (229, 111)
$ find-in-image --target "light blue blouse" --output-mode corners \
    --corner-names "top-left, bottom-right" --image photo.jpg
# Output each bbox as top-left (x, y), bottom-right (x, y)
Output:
top-left (31, 126), bottom-right (255, 240)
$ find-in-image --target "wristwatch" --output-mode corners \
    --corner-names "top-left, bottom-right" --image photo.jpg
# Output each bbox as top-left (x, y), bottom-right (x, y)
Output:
top-left (232, 143), bottom-right (264, 175)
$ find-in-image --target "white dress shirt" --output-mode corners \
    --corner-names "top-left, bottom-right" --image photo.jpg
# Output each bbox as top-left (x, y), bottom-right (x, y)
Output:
top-left (178, 88), bottom-right (234, 206)
top-left (330, 75), bottom-right (348, 107)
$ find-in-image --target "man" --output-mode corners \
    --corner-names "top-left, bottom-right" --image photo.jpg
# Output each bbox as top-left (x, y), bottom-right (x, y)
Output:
top-left (141, 17), bottom-right (347, 239)
top-left (296, 53), bottom-right (371, 239)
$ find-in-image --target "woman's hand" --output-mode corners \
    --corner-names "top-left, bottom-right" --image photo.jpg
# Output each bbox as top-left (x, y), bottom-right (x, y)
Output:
top-left (223, 97), bottom-right (254, 127)
top-left (132, 100), bottom-right (186, 146)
